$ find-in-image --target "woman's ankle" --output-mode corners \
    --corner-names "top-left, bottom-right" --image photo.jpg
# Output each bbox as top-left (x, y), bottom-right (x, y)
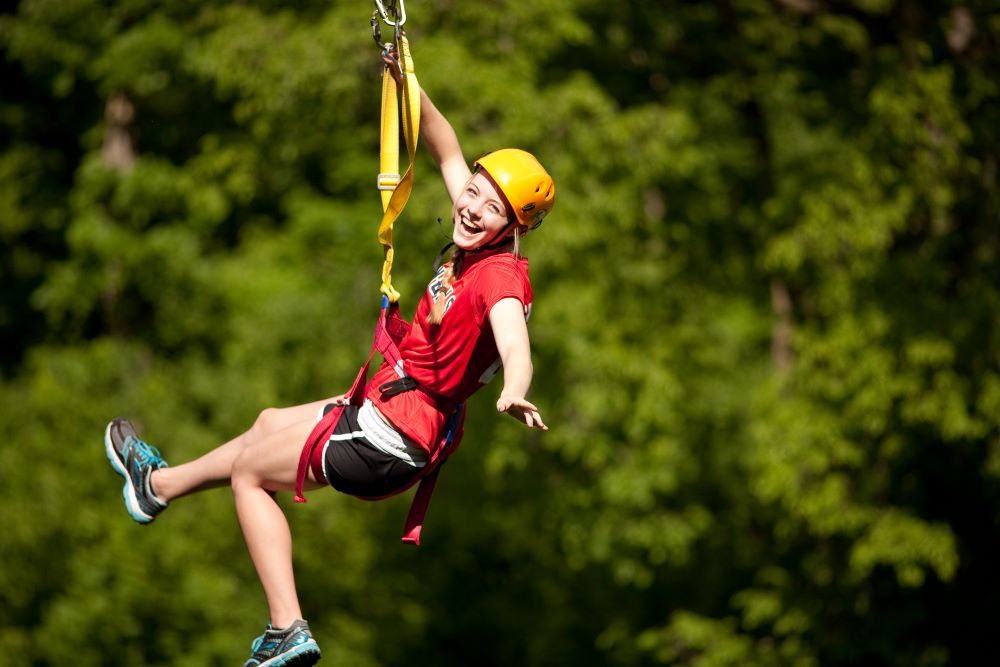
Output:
top-left (269, 615), bottom-right (304, 631)
top-left (149, 468), bottom-right (170, 503)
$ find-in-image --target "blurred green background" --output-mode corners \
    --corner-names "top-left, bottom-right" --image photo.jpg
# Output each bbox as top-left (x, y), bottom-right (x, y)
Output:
top-left (2, 0), bottom-right (999, 665)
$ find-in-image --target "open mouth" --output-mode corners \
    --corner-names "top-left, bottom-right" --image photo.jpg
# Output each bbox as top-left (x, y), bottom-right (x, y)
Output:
top-left (459, 217), bottom-right (482, 235)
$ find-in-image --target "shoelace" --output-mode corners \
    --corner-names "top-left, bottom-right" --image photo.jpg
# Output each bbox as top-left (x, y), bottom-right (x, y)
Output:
top-left (125, 436), bottom-right (166, 468)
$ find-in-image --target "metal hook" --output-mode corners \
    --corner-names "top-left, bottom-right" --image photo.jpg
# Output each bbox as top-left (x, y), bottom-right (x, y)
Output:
top-left (374, 0), bottom-right (406, 27)
top-left (371, 10), bottom-right (383, 46)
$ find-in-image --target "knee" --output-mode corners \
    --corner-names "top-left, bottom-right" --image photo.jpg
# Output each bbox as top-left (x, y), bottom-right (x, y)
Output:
top-left (250, 407), bottom-right (282, 438)
top-left (230, 448), bottom-right (258, 492)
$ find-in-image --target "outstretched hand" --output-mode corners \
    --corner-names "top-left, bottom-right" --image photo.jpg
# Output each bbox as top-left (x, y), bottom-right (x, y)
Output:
top-left (497, 395), bottom-right (549, 431)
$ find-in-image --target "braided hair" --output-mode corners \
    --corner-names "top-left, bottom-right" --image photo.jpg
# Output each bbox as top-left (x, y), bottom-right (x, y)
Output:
top-left (426, 227), bottom-right (522, 325)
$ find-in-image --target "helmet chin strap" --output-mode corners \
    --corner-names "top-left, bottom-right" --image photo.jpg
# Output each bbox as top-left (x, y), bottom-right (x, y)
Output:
top-left (474, 221), bottom-right (515, 252)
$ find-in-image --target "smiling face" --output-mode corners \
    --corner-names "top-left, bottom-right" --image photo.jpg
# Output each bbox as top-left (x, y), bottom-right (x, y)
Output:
top-left (452, 171), bottom-right (514, 251)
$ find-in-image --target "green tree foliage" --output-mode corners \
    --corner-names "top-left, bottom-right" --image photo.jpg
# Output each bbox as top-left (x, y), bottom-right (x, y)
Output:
top-left (2, 0), bottom-right (999, 665)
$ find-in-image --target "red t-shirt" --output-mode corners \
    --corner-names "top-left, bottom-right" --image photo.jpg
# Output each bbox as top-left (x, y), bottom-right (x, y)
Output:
top-left (367, 251), bottom-right (532, 453)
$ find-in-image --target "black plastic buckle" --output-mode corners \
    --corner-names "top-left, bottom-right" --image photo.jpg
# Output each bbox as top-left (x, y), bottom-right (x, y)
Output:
top-left (379, 377), bottom-right (418, 399)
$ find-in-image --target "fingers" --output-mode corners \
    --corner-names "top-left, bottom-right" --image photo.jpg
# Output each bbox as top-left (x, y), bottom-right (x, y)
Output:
top-left (496, 397), bottom-right (549, 431)
top-left (519, 407), bottom-right (548, 431)
top-left (523, 408), bottom-right (548, 431)
top-left (381, 53), bottom-right (404, 83)
top-left (497, 396), bottom-right (537, 412)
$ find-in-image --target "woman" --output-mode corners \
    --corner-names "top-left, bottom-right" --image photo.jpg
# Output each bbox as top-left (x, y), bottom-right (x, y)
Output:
top-left (104, 55), bottom-right (554, 667)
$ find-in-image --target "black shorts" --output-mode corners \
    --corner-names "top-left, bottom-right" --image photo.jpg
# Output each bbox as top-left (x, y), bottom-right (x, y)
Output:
top-left (321, 403), bottom-right (422, 497)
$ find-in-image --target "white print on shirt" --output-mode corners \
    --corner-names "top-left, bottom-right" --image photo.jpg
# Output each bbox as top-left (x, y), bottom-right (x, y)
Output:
top-left (478, 301), bottom-right (533, 384)
top-left (428, 265), bottom-right (457, 318)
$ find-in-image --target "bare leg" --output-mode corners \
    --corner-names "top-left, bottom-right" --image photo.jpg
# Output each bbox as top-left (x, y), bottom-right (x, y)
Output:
top-left (151, 396), bottom-right (342, 502)
top-left (230, 418), bottom-right (326, 628)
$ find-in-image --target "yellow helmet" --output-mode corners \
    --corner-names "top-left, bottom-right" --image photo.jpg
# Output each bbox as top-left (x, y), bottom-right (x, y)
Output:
top-left (474, 149), bottom-right (555, 229)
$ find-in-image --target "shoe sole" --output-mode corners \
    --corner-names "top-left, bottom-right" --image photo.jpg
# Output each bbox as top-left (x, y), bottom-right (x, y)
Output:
top-left (104, 421), bottom-right (155, 524)
top-left (252, 641), bottom-right (321, 667)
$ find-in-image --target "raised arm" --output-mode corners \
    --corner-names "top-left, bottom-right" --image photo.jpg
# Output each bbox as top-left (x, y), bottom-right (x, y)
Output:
top-left (419, 89), bottom-right (472, 203)
top-left (383, 50), bottom-right (472, 204)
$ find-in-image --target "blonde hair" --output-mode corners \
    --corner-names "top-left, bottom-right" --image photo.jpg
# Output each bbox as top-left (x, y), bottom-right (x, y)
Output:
top-left (426, 227), bottom-right (522, 325)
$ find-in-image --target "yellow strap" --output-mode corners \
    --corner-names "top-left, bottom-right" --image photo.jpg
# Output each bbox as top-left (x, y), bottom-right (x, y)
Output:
top-left (377, 33), bottom-right (420, 303)
top-left (378, 71), bottom-right (400, 210)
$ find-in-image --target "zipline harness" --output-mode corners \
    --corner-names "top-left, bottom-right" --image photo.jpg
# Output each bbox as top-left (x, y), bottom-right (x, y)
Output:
top-left (293, 0), bottom-right (465, 546)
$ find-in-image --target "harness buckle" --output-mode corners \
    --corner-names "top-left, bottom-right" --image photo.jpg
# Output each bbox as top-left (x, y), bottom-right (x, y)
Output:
top-left (378, 172), bottom-right (401, 191)
top-left (379, 376), bottom-right (418, 399)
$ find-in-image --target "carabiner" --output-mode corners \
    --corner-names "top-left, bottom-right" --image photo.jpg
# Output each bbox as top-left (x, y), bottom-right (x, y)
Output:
top-left (374, 0), bottom-right (406, 28)
top-left (371, 10), bottom-right (383, 46)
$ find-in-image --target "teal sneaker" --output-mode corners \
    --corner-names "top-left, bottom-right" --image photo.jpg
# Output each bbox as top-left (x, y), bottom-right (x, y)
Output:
top-left (104, 418), bottom-right (169, 524)
top-left (243, 619), bottom-right (321, 667)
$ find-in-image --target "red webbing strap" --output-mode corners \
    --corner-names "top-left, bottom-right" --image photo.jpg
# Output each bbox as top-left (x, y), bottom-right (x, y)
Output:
top-left (294, 302), bottom-right (401, 502)
top-left (294, 406), bottom-right (342, 502)
top-left (399, 402), bottom-right (464, 545)
top-left (374, 313), bottom-right (405, 377)
top-left (401, 463), bottom-right (443, 545)
top-left (293, 359), bottom-right (370, 503)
